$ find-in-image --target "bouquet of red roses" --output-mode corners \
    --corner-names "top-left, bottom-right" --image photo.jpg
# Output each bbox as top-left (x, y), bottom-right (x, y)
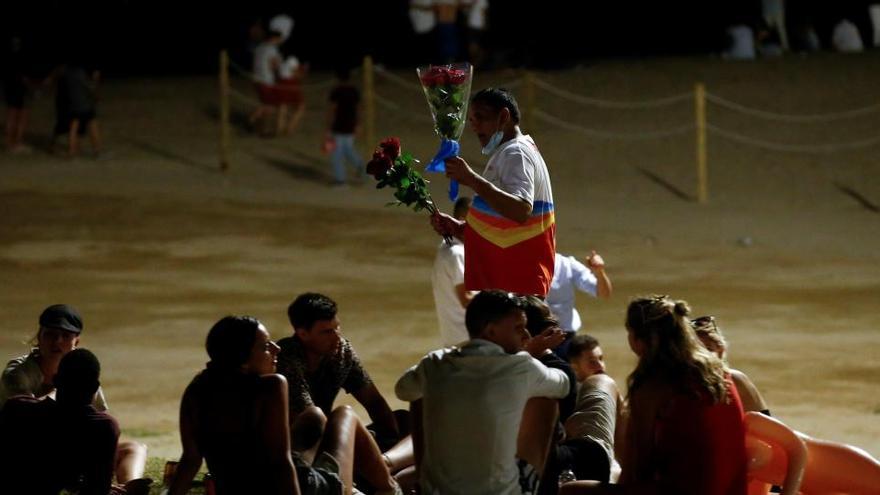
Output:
top-left (416, 63), bottom-right (473, 200)
top-left (366, 137), bottom-right (452, 245)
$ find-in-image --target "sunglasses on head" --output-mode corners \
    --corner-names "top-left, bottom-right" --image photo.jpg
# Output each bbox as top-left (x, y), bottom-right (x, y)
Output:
top-left (691, 315), bottom-right (717, 332)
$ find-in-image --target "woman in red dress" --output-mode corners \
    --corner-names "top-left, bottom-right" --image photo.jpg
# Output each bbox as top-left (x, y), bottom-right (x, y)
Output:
top-left (561, 295), bottom-right (747, 495)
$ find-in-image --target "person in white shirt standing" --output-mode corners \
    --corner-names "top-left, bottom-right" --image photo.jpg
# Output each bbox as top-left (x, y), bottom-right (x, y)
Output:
top-left (249, 30), bottom-right (283, 135)
top-left (431, 196), bottom-right (476, 347)
top-left (396, 290), bottom-right (570, 495)
top-left (547, 251), bottom-right (612, 358)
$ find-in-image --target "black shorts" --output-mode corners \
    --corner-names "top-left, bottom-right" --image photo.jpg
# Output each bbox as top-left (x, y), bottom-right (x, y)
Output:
top-left (3, 76), bottom-right (27, 108)
top-left (54, 110), bottom-right (96, 135)
top-left (556, 438), bottom-right (611, 483)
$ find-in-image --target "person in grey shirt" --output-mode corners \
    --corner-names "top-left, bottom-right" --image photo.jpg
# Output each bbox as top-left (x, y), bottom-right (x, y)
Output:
top-left (396, 290), bottom-right (570, 495)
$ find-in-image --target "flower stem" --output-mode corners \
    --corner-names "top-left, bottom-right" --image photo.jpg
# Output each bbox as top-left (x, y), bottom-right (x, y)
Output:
top-left (425, 195), bottom-right (453, 246)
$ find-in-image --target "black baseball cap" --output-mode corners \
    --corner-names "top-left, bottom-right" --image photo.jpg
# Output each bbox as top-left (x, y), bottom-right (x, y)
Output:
top-left (38, 304), bottom-right (83, 334)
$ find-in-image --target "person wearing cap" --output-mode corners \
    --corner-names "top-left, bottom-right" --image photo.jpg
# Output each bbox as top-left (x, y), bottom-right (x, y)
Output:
top-left (0, 304), bottom-right (150, 494)
top-left (0, 304), bottom-right (107, 409)
top-left (0, 348), bottom-right (120, 494)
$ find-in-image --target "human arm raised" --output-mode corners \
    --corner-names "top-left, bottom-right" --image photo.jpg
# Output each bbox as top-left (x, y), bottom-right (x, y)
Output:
top-left (444, 156), bottom-right (533, 223)
top-left (524, 327), bottom-right (566, 358)
top-left (585, 251), bottom-right (612, 299)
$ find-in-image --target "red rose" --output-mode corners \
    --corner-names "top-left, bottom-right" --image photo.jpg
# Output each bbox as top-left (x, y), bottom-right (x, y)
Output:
top-left (366, 150), bottom-right (394, 179)
top-left (421, 66), bottom-right (453, 87)
top-left (379, 137), bottom-right (401, 160)
top-left (421, 73), bottom-right (447, 87)
top-left (447, 69), bottom-right (468, 85)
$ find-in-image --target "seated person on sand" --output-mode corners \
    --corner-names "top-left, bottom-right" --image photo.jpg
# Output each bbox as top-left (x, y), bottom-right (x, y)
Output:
top-left (560, 295), bottom-right (748, 495)
top-left (169, 315), bottom-right (402, 495)
top-left (564, 335), bottom-right (624, 484)
top-left (520, 296), bottom-right (578, 494)
top-left (396, 290), bottom-right (570, 495)
top-left (692, 315), bottom-right (769, 414)
top-left (277, 293), bottom-right (409, 455)
top-left (0, 348), bottom-right (120, 494)
top-left (0, 304), bottom-right (149, 494)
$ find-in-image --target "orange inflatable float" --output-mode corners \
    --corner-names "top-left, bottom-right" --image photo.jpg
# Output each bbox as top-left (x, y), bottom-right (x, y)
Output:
top-left (745, 411), bottom-right (880, 495)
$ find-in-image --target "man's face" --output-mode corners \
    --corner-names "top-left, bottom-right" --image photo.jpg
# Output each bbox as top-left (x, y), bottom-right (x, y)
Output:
top-left (570, 346), bottom-right (606, 382)
top-left (299, 317), bottom-right (342, 356)
top-left (38, 327), bottom-right (79, 359)
top-left (468, 102), bottom-right (503, 147)
top-left (484, 310), bottom-right (529, 354)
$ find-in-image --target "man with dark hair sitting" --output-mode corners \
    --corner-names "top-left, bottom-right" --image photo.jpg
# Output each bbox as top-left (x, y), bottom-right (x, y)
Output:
top-left (0, 348), bottom-right (120, 494)
top-left (396, 290), bottom-right (570, 494)
top-left (276, 293), bottom-right (407, 455)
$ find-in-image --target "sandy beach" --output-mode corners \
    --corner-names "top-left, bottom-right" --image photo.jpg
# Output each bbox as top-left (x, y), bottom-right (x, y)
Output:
top-left (1, 53), bottom-right (878, 461)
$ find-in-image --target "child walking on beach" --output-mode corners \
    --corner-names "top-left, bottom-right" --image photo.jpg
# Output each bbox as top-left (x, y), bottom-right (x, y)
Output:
top-left (326, 67), bottom-right (362, 186)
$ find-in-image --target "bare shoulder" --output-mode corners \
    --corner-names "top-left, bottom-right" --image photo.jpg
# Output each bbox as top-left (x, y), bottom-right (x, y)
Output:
top-left (729, 368), bottom-right (750, 384)
top-left (257, 373), bottom-right (288, 390)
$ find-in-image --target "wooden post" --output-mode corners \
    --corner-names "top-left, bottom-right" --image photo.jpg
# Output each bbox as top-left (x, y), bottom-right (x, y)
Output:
top-left (695, 82), bottom-right (708, 204)
top-left (218, 50), bottom-right (231, 171)
top-left (363, 56), bottom-right (376, 151)
top-left (525, 71), bottom-right (537, 132)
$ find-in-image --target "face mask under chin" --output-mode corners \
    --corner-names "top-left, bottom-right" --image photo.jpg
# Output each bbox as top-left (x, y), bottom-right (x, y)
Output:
top-left (481, 131), bottom-right (504, 155)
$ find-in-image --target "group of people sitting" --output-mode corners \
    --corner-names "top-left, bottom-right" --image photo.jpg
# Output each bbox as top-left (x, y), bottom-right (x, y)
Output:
top-left (2, 289), bottom-right (877, 495)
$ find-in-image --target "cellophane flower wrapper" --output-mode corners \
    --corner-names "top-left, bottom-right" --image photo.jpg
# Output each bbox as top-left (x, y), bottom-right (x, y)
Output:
top-left (417, 63), bottom-right (473, 200)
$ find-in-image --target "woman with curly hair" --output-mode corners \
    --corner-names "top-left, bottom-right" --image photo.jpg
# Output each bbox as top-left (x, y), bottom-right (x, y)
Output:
top-left (561, 295), bottom-right (747, 495)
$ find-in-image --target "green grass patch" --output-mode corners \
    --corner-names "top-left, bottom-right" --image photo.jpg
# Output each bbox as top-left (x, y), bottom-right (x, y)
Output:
top-left (145, 456), bottom-right (208, 495)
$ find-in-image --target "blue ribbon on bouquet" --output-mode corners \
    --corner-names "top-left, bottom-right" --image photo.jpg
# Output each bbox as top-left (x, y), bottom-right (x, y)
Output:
top-left (425, 138), bottom-right (460, 201)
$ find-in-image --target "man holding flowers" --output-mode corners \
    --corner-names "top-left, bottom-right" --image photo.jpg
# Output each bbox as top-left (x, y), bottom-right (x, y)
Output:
top-left (430, 88), bottom-right (556, 297)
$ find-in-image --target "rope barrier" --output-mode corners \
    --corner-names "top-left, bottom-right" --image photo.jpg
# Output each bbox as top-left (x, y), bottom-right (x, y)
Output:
top-left (705, 93), bottom-right (880, 123)
top-left (535, 109), bottom-right (693, 140)
top-left (532, 77), bottom-right (691, 109)
top-left (374, 92), bottom-right (434, 123)
top-left (706, 123), bottom-right (880, 153)
top-left (373, 67), bottom-right (424, 94)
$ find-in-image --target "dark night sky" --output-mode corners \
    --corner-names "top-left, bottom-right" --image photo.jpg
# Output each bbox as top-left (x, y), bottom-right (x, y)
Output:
top-left (2, 1), bottom-right (875, 76)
